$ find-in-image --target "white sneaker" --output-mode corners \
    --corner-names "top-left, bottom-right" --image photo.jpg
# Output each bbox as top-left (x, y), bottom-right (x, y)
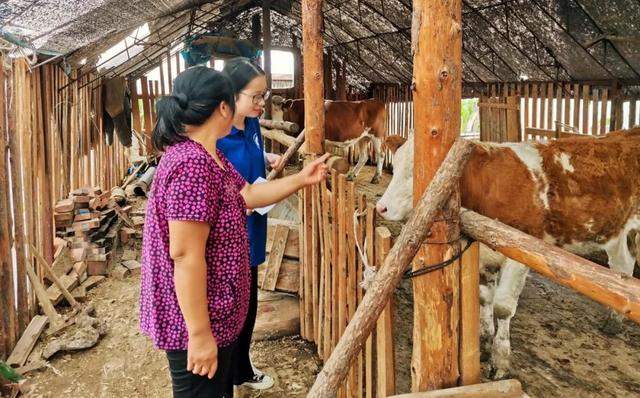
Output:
top-left (240, 368), bottom-right (275, 390)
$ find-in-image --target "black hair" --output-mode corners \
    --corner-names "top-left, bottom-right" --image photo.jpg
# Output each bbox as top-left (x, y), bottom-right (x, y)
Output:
top-left (222, 57), bottom-right (265, 94)
top-left (152, 66), bottom-right (236, 151)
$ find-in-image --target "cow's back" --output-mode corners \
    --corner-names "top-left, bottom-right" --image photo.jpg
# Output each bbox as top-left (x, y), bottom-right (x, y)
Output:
top-left (461, 137), bottom-right (640, 246)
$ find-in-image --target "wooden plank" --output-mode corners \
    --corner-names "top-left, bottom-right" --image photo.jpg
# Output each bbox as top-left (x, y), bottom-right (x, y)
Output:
top-left (0, 58), bottom-right (17, 357)
top-left (459, 241), bottom-right (480, 385)
top-left (539, 83), bottom-right (548, 130)
top-left (322, 180), bottom-right (333, 360)
top-left (357, 194), bottom-right (366, 398)
top-left (130, 81), bottom-right (142, 153)
top-left (331, 172), bottom-right (340, 350)
top-left (546, 82), bottom-right (554, 130)
top-left (591, 88), bottom-right (599, 135)
top-left (555, 83), bottom-right (562, 131)
top-left (5, 315), bottom-right (48, 367)
top-left (376, 227), bottom-right (395, 397)
top-left (338, 174), bottom-right (348, 340)
top-left (531, 83), bottom-right (538, 128)
top-left (346, 181), bottom-right (358, 398)
top-left (140, 77), bottom-right (153, 154)
top-left (505, 96), bottom-right (520, 142)
top-left (389, 380), bottom-right (522, 398)
top-left (304, 184), bottom-right (314, 339)
top-left (312, 184), bottom-right (320, 345)
top-left (262, 224), bottom-right (289, 291)
top-left (257, 259), bottom-right (299, 293)
top-left (6, 61), bottom-right (29, 335)
top-left (573, 83), bottom-right (581, 131)
top-left (167, 50), bottom-right (173, 93)
top-left (563, 83), bottom-right (571, 127)
top-left (266, 220), bottom-right (299, 258)
top-left (629, 98), bottom-right (637, 128)
top-left (299, 188), bottom-right (306, 340)
top-left (600, 88), bottom-right (608, 135)
top-left (582, 84), bottom-right (590, 134)
top-left (365, 203), bottom-right (376, 398)
top-left (477, 102), bottom-right (519, 111)
top-left (523, 83), bottom-right (529, 133)
top-left (317, 183), bottom-right (325, 357)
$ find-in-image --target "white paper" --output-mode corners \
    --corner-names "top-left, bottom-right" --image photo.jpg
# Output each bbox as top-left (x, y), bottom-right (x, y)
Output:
top-left (252, 177), bottom-right (276, 215)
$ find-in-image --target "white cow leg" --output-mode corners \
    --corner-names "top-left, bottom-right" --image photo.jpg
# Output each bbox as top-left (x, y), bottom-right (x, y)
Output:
top-left (347, 140), bottom-right (370, 181)
top-left (370, 136), bottom-right (384, 184)
top-left (479, 282), bottom-right (496, 361)
top-left (491, 259), bottom-right (529, 379)
top-left (602, 234), bottom-right (636, 335)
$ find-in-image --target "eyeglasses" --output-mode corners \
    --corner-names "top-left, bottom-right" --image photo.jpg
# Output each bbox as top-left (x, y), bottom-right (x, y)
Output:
top-left (239, 89), bottom-right (271, 105)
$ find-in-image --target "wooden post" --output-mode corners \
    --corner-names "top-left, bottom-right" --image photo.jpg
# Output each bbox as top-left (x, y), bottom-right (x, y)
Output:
top-left (376, 227), bottom-right (396, 397)
top-left (411, 0), bottom-right (462, 391)
top-left (262, 0), bottom-right (273, 119)
top-left (307, 139), bottom-right (474, 398)
top-left (336, 61), bottom-right (347, 101)
top-left (301, 0), bottom-right (325, 154)
top-left (460, 210), bottom-right (640, 323)
top-left (459, 241), bottom-right (480, 385)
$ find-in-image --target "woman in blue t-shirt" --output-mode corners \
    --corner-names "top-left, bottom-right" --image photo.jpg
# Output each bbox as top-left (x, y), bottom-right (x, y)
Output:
top-left (217, 57), bottom-right (281, 391)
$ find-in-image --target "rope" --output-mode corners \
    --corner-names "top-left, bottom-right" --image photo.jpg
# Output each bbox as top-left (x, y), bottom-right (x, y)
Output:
top-left (353, 209), bottom-right (377, 291)
top-left (402, 238), bottom-right (475, 279)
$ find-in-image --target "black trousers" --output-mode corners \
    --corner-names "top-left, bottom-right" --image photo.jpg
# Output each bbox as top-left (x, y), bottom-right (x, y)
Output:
top-left (232, 266), bottom-right (259, 385)
top-left (166, 341), bottom-right (237, 398)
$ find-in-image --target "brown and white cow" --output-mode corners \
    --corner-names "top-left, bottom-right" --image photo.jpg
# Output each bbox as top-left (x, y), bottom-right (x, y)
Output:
top-left (279, 98), bottom-right (387, 183)
top-left (376, 129), bottom-right (640, 378)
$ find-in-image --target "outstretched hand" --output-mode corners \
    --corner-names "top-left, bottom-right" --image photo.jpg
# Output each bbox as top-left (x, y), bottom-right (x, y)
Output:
top-left (298, 153), bottom-right (331, 186)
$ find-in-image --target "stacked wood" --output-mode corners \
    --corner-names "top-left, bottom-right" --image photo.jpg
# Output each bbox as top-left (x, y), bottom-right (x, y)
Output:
top-left (258, 219), bottom-right (300, 294)
top-left (54, 186), bottom-right (126, 277)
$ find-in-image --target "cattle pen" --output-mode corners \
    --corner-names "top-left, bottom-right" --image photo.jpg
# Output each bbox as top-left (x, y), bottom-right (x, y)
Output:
top-left (1, 1), bottom-right (640, 398)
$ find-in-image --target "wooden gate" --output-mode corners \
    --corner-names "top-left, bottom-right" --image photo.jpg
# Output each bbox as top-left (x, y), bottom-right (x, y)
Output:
top-left (479, 95), bottom-right (521, 142)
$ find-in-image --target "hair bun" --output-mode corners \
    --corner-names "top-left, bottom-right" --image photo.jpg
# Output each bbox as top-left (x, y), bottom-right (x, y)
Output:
top-left (173, 92), bottom-right (188, 109)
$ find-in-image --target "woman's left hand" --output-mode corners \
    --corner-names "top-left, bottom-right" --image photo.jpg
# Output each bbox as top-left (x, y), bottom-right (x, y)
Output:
top-left (298, 153), bottom-right (330, 186)
top-left (266, 153), bottom-right (283, 170)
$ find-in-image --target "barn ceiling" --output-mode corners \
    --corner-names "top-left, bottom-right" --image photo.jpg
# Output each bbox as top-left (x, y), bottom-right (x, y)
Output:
top-left (1, 0), bottom-right (639, 89)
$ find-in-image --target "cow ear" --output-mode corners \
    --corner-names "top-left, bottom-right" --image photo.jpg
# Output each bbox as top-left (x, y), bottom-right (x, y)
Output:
top-left (385, 135), bottom-right (407, 154)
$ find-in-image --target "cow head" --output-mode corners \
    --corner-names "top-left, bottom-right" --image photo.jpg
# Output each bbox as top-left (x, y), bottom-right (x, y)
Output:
top-left (376, 133), bottom-right (413, 221)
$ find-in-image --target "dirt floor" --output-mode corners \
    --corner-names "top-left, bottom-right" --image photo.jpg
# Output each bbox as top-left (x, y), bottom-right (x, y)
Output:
top-left (22, 166), bottom-right (640, 397)
top-left (25, 262), bottom-right (321, 398)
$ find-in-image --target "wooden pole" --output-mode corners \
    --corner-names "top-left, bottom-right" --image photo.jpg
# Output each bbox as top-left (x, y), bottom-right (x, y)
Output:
top-left (263, 0), bottom-right (273, 119)
top-left (307, 139), bottom-right (474, 398)
top-left (301, 0), bottom-right (325, 154)
top-left (7, 63), bottom-right (29, 335)
top-left (460, 209), bottom-right (640, 323)
top-left (260, 119), bottom-right (300, 133)
top-left (411, 0), bottom-right (463, 391)
top-left (459, 241), bottom-right (480, 385)
top-left (389, 380), bottom-right (523, 398)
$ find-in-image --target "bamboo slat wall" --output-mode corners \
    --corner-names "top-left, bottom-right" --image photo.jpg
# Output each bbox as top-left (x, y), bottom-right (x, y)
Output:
top-left (130, 51), bottom-right (187, 154)
top-left (0, 58), bottom-right (129, 360)
top-left (299, 171), bottom-right (396, 397)
top-left (480, 82), bottom-right (640, 142)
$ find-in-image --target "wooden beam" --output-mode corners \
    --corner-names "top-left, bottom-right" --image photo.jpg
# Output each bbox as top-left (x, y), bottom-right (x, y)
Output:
top-left (263, 0), bottom-right (273, 119)
top-left (460, 209), bottom-right (640, 323)
top-left (411, 0), bottom-right (463, 391)
top-left (459, 241), bottom-right (480, 385)
top-left (301, 0), bottom-right (325, 154)
top-left (307, 139), bottom-right (474, 398)
top-left (390, 379), bottom-right (523, 398)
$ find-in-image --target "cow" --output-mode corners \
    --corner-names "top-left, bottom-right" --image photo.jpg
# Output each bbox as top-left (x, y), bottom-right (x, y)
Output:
top-left (278, 98), bottom-right (387, 184)
top-left (375, 129), bottom-right (640, 378)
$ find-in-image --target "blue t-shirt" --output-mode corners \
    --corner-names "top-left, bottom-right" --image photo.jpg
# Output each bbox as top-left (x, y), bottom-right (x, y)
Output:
top-left (217, 117), bottom-right (267, 268)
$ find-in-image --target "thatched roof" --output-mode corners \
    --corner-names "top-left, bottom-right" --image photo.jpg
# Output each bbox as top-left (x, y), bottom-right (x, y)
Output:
top-left (2, 0), bottom-right (639, 89)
